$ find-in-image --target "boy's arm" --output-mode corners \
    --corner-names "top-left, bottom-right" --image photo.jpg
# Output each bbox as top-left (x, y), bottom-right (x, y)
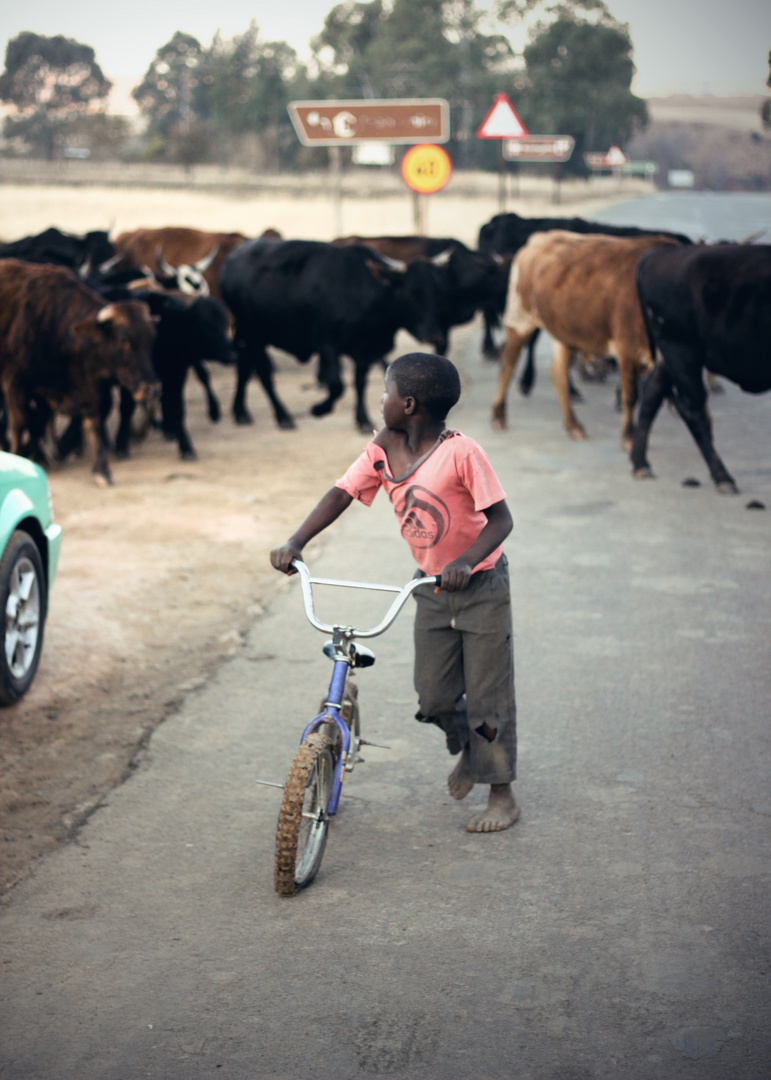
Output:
top-left (270, 486), bottom-right (353, 574)
top-left (439, 499), bottom-right (513, 592)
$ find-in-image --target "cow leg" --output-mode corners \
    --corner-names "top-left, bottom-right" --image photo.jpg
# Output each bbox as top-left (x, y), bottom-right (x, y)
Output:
top-left (481, 306), bottom-right (500, 359)
top-left (83, 415), bottom-right (113, 486)
top-left (518, 330), bottom-right (539, 396)
top-left (162, 366), bottom-right (197, 461)
top-left (232, 340), bottom-right (295, 429)
top-left (550, 342), bottom-right (586, 440)
top-left (668, 364), bottom-right (738, 493)
top-left (114, 387), bottom-right (136, 459)
top-left (193, 359), bottom-right (221, 422)
top-left (617, 355), bottom-right (641, 452)
top-left (56, 416), bottom-right (84, 461)
top-left (353, 358), bottom-right (375, 433)
top-left (3, 380), bottom-right (34, 460)
top-left (310, 345), bottom-right (344, 418)
top-left (492, 327), bottom-right (529, 429)
top-left (630, 361), bottom-right (671, 479)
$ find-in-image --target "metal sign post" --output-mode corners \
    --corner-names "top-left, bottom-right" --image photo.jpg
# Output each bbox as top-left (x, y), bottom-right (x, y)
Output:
top-left (502, 135), bottom-right (576, 205)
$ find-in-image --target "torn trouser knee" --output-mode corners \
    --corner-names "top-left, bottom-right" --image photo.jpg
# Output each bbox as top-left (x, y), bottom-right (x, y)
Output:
top-left (415, 696), bottom-right (469, 756)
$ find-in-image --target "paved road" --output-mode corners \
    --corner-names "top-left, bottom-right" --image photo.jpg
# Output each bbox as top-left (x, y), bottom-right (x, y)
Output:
top-left (1, 196), bottom-right (770, 1079)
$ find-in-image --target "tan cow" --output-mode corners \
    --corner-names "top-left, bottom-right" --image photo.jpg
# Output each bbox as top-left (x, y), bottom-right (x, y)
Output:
top-left (112, 227), bottom-right (279, 302)
top-left (492, 230), bottom-right (681, 448)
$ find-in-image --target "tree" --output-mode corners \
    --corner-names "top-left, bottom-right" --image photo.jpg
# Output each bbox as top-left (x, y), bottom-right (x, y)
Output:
top-left (202, 22), bottom-right (302, 168)
top-left (132, 32), bottom-right (208, 146)
top-left (309, 0), bottom-right (515, 165)
top-left (0, 32), bottom-right (111, 159)
top-left (518, 1), bottom-right (647, 173)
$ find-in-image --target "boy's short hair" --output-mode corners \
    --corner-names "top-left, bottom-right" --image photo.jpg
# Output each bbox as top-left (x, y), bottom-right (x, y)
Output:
top-left (388, 352), bottom-right (461, 422)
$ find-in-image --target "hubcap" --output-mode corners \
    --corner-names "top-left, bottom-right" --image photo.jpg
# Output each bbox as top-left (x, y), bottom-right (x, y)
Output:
top-left (5, 557), bottom-right (40, 679)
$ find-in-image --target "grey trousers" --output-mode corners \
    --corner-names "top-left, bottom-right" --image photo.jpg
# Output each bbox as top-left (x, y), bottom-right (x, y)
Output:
top-left (413, 555), bottom-right (517, 785)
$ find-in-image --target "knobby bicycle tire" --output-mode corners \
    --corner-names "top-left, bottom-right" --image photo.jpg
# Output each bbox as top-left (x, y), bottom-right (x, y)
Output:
top-left (274, 732), bottom-right (335, 896)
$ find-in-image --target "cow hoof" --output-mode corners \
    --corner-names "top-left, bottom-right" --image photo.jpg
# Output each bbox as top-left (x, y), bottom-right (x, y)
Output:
top-left (633, 467), bottom-right (655, 480)
top-left (483, 349), bottom-right (500, 361)
top-left (209, 402), bottom-right (221, 422)
top-left (180, 449), bottom-right (198, 462)
top-left (278, 415), bottom-right (296, 430)
top-left (233, 411), bottom-right (253, 426)
top-left (567, 427), bottom-right (587, 441)
top-left (491, 409), bottom-right (507, 431)
top-left (93, 472), bottom-right (113, 487)
top-left (114, 448), bottom-right (130, 461)
top-left (717, 481), bottom-right (739, 495)
top-left (310, 403), bottom-right (333, 418)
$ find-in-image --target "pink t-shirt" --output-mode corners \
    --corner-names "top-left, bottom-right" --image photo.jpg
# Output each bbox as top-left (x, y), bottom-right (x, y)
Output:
top-left (336, 431), bottom-right (506, 576)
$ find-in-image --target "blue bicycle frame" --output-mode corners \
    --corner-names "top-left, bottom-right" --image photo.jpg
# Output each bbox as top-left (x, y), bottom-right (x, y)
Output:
top-left (291, 559), bottom-right (439, 817)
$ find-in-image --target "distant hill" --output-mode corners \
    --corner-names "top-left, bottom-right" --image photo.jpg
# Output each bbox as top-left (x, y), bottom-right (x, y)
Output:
top-left (628, 94), bottom-right (770, 191)
top-left (646, 94), bottom-right (766, 132)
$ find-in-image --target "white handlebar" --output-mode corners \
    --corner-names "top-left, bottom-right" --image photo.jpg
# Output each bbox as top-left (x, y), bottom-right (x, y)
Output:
top-left (291, 559), bottom-right (439, 639)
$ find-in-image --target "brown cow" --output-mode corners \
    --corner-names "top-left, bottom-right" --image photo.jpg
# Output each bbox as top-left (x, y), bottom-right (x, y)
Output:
top-left (0, 260), bottom-right (159, 485)
top-left (493, 231), bottom-right (681, 447)
top-left (112, 227), bottom-right (278, 303)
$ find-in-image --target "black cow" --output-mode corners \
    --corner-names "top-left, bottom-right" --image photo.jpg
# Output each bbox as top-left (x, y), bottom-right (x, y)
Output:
top-left (220, 238), bottom-right (447, 432)
top-left (0, 226), bottom-right (115, 275)
top-left (333, 235), bottom-right (506, 357)
top-left (631, 244), bottom-right (771, 493)
top-left (59, 290), bottom-right (236, 463)
top-left (477, 211), bottom-right (692, 371)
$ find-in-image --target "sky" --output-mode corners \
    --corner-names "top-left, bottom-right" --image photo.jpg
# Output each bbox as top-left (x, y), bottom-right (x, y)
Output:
top-left (2, 0), bottom-right (769, 112)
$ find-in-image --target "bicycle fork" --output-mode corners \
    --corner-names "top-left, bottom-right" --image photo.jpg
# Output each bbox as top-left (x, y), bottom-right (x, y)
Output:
top-left (300, 658), bottom-right (351, 816)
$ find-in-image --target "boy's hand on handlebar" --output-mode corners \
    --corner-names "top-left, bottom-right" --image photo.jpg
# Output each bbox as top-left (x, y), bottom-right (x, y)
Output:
top-left (270, 543), bottom-right (303, 574)
top-left (439, 558), bottom-right (473, 592)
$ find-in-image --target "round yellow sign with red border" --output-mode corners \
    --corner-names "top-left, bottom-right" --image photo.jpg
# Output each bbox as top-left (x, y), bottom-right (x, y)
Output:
top-left (400, 144), bottom-right (453, 194)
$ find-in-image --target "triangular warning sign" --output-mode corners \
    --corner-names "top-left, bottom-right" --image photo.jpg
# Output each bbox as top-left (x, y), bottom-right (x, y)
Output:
top-left (476, 93), bottom-right (528, 139)
top-left (604, 145), bottom-right (628, 166)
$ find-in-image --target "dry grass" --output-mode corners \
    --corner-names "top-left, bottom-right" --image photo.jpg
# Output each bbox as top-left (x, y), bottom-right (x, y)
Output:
top-left (0, 165), bottom-right (653, 248)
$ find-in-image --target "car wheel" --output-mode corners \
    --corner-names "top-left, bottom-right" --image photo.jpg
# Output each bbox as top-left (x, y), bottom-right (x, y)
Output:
top-left (0, 530), bottom-right (46, 705)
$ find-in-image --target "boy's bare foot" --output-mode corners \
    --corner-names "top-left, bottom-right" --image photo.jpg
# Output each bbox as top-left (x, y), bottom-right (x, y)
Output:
top-left (466, 783), bottom-right (520, 833)
top-left (447, 749), bottom-right (474, 800)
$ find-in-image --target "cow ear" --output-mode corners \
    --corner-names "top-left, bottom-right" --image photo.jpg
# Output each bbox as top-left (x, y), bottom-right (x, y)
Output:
top-left (70, 316), bottom-right (101, 342)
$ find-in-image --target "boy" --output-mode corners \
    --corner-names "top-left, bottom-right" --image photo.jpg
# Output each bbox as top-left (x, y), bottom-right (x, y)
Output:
top-left (270, 352), bottom-right (519, 833)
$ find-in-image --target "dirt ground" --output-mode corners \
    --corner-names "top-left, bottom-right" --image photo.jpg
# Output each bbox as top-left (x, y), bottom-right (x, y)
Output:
top-left (0, 178), bottom-right (631, 896)
top-left (0, 353), bottom-right (390, 895)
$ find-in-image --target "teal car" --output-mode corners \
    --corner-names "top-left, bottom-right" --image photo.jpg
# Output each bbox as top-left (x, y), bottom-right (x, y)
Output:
top-left (0, 453), bottom-right (62, 705)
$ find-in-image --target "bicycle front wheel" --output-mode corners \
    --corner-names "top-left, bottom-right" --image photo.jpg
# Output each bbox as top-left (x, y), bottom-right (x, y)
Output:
top-left (274, 732), bottom-right (335, 896)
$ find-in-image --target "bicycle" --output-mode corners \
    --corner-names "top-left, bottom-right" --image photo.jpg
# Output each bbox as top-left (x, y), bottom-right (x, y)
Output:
top-left (268, 558), bottom-right (439, 897)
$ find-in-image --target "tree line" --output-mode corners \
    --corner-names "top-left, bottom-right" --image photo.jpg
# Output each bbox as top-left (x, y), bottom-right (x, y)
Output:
top-left (0, 0), bottom-right (648, 174)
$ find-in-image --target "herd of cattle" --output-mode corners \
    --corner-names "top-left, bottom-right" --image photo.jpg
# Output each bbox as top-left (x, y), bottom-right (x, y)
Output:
top-left (0, 212), bottom-right (768, 492)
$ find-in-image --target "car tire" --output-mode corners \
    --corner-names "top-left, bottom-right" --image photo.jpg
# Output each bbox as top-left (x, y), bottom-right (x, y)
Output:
top-left (0, 530), bottom-right (47, 705)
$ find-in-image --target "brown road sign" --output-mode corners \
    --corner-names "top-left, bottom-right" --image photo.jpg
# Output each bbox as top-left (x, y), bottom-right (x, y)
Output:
top-left (288, 99), bottom-right (450, 146)
top-left (502, 135), bottom-right (575, 163)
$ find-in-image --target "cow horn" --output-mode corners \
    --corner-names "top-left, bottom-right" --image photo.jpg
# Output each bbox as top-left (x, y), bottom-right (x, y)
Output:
top-left (156, 246), bottom-right (177, 276)
top-left (739, 228), bottom-right (767, 244)
top-left (195, 244), bottom-right (219, 271)
top-left (378, 253), bottom-right (408, 273)
top-left (430, 246), bottom-right (454, 267)
top-left (97, 253), bottom-right (123, 273)
top-left (96, 304), bottom-right (117, 323)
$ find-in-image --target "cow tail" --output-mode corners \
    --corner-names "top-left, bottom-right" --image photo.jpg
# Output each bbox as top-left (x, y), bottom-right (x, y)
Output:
top-left (635, 253), bottom-right (658, 365)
